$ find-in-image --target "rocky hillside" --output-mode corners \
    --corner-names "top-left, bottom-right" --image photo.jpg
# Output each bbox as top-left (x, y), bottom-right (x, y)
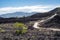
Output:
top-left (0, 23), bottom-right (60, 40)
top-left (39, 7), bottom-right (60, 28)
top-left (39, 14), bottom-right (60, 28)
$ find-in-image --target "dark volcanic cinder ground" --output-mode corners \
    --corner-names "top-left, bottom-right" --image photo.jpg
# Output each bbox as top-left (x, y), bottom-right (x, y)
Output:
top-left (0, 23), bottom-right (60, 40)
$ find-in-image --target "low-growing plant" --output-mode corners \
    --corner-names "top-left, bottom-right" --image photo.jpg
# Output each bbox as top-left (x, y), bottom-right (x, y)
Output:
top-left (0, 28), bottom-right (5, 33)
top-left (13, 22), bottom-right (28, 35)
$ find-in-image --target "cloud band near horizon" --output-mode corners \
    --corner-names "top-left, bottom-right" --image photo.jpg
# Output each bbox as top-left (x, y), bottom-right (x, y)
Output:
top-left (0, 5), bottom-right (60, 15)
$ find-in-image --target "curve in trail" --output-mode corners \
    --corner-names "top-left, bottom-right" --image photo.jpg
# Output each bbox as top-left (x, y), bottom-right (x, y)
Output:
top-left (33, 22), bottom-right (40, 29)
top-left (33, 13), bottom-right (57, 29)
top-left (33, 13), bottom-right (60, 31)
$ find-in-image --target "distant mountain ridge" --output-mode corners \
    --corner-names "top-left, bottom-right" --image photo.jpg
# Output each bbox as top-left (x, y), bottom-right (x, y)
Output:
top-left (0, 12), bottom-right (36, 18)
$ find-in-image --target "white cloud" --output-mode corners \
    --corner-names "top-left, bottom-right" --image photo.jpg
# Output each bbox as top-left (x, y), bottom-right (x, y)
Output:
top-left (0, 5), bottom-right (60, 15)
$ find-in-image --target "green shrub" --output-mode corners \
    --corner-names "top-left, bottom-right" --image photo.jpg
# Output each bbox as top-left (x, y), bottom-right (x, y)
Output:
top-left (13, 22), bottom-right (28, 35)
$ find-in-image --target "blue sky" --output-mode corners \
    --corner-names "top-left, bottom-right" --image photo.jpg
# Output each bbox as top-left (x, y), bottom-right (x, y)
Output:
top-left (0, 0), bottom-right (60, 7)
top-left (0, 0), bottom-right (60, 15)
